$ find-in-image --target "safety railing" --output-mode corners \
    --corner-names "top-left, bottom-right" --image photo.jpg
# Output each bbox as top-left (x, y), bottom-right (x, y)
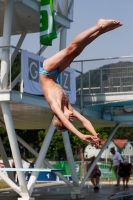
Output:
top-left (1, 45), bottom-right (133, 109)
top-left (70, 55), bottom-right (133, 95)
top-left (0, 46), bottom-right (21, 92)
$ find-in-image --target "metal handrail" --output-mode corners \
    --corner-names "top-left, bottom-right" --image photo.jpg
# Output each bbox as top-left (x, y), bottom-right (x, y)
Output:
top-left (73, 55), bottom-right (133, 63)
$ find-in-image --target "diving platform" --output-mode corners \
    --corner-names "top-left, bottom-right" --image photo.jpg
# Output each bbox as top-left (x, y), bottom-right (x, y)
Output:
top-left (0, 0), bottom-right (72, 37)
top-left (0, 1), bottom-right (133, 200)
top-left (0, 86), bottom-right (133, 132)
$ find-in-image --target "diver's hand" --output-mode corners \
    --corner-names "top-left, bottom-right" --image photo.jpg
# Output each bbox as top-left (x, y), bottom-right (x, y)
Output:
top-left (81, 134), bottom-right (100, 147)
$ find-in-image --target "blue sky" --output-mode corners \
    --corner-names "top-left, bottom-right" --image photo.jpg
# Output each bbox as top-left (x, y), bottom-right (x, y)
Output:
top-left (7, 1), bottom-right (133, 61)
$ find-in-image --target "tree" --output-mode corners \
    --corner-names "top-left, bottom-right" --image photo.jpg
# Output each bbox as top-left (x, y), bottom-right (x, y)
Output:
top-left (38, 130), bottom-right (66, 160)
top-left (37, 128), bottom-right (93, 161)
top-left (95, 127), bottom-right (112, 139)
top-left (11, 52), bottom-right (21, 91)
top-left (0, 127), bottom-right (11, 156)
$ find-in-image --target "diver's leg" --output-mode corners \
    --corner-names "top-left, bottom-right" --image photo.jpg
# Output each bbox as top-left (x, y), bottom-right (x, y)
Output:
top-left (44, 19), bottom-right (122, 73)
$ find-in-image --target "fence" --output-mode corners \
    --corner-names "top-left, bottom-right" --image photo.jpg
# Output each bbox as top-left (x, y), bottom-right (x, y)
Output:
top-left (70, 56), bottom-right (133, 97)
top-left (0, 46), bottom-right (21, 92)
top-left (1, 159), bottom-right (131, 181)
top-left (42, 161), bottom-right (115, 180)
top-left (1, 46), bottom-right (133, 106)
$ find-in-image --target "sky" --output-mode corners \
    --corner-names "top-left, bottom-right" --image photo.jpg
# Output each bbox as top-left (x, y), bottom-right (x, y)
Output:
top-left (2, 1), bottom-right (133, 61)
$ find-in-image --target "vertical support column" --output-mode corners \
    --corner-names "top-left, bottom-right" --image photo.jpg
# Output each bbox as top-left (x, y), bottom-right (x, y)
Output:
top-left (88, 70), bottom-right (91, 94)
top-left (60, 0), bottom-right (68, 50)
top-left (60, 1), bottom-right (81, 193)
top-left (1, 0), bottom-right (13, 90)
top-left (28, 124), bottom-right (55, 196)
top-left (80, 61), bottom-right (83, 113)
top-left (60, 0), bottom-right (79, 185)
top-left (62, 131), bottom-right (79, 186)
top-left (100, 69), bottom-right (103, 93)
top-left (1, 102), bottom-right (29, 197)
top-left (60, 28), bottom-right (67, 50)
top-left (80, 123), bottom-right (120, 189)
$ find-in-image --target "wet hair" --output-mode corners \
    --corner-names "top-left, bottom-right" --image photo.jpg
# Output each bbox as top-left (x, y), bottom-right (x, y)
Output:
top-left (52, 115), bottom-right (67, 132)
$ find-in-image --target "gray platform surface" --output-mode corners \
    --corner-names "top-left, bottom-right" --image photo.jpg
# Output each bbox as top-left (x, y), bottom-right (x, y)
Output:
top-left (0, 181), bottom-right (133, 200)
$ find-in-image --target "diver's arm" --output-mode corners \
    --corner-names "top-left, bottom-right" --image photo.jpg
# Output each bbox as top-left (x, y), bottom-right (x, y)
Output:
top-left (51, 102), bottom-right (99, 143)
top-left (73, 109), bottom-right (99, 136)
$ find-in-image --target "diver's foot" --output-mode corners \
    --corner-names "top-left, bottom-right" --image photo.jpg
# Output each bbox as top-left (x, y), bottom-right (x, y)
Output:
top-left (97, 18), bottom-right (123, 31)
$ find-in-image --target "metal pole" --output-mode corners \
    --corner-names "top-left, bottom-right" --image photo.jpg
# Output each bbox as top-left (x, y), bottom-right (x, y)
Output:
top-left (1, 0), bottom-right (13, 90)
top-left (28, 124), bottom-right (56, 196)
top-left (9, 73), bottom-right (21, 90)
top-left (80, 123), bottom-right (120, 189)
top-left (60, 0), bottom-right (68, 50)
top-left (16, 134), bottom-right (72, 187)
top-left (80, 61), bottom-right (83, 113)
top-left (0, 172), bottom-right (21, 194)
top-left (62, 131), bottom-right (79, 187)
top-left (11, 32), bottom-right (26, 66)
top-left (60, 28), bottom-right (67, 50)
top-left (120, 77), bottom-right (123, 92)
top-left (89, 70), bottom-right (91, 94)
top-left (60, 0), bottom-right (80, 190)
top-left (59, 1), bottom-right (78, 186)
top-left (100, 69), bottom-right (103, 93)
top-left (1, 102), bottom-right (29, 197)
top-left (59, 0), bottom-right (68, 85)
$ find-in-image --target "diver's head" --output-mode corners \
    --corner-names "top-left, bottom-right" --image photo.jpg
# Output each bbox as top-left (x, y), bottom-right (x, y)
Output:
top-left (52, 115), bottom-right (67, 132)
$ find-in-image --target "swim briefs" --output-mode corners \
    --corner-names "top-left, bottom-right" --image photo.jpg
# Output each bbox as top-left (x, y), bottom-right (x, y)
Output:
top-left (39, 62), bottom-right (59, 77)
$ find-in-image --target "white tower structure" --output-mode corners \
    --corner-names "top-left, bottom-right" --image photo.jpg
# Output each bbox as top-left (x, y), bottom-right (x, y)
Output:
top-left (0, 1), bottom-right (82, 199)
top-left (0, 1), bottom-right (122, 200)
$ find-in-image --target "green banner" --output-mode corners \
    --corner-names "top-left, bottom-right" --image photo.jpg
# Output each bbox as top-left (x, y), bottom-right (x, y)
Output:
top-left (40, 0), bottom-right (57, 46)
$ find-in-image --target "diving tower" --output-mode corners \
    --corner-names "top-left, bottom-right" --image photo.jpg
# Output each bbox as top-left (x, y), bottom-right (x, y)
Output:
top-left (0, 1), bottom-right (82, 200)
top-left (0, 1), bottom-right (132, 200)
top-left (71, 56), bottom-right (133, 127)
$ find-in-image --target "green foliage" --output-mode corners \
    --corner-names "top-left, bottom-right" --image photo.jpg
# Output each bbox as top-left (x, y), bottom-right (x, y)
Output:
top-left (69, 128), bottom-right (91, 151)
top-left (11, 52), bottom-right (21, 91)
top-left (95, 127), bottom-right (112, 139)
top-left (0, 128), bottom-right (11, 156)
top-left (96, 126), bottom-right (133, 141)
top-left (0, 128), bottom-right (40, 157)
top-left (1, 126), bottom-right (133, 159)
top-left (38, 130), bottom-right (66, 160)
top-left (113, 127), bottom-right (133, 140)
